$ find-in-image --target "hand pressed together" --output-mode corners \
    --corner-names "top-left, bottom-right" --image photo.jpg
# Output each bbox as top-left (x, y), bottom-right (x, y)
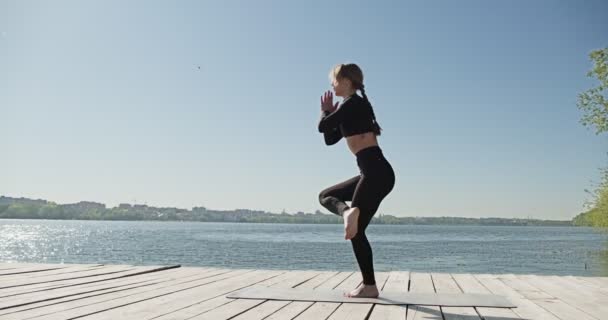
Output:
top-left (320, 90), bottom-right (339, 112)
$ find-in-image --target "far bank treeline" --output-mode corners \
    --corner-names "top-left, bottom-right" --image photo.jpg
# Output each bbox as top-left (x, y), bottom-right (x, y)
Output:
top-left (0, 196), bottom-right (571, 226)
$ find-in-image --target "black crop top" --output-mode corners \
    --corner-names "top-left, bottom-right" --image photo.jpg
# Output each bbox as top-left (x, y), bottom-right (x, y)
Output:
top-left (317, 94), bottom-right (376, 145)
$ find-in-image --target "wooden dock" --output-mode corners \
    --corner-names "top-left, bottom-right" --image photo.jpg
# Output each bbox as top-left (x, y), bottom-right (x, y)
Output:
top-left (0, 262), bottom-right (606, 319)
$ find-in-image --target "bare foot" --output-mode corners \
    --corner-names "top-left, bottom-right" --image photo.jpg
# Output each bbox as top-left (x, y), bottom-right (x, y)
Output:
top-left (343, 283), bottom-right (379, 298)
top-left (343, 207), bottom-right (360, 240)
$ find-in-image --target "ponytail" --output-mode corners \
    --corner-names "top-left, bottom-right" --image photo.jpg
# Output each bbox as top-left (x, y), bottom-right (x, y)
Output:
top-left (359, 84), bottom-right (382, 136)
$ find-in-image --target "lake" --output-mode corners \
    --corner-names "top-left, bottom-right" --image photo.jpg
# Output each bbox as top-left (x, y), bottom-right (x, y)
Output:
top-left (1, 219), bottom-right (607, 276)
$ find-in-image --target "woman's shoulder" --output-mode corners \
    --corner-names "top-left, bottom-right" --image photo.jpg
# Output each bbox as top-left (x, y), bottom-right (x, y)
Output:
top-left (341, 94), bottom-right (364, 107)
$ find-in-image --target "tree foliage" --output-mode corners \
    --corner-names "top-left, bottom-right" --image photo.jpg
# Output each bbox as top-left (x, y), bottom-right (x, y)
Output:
top-left (573, 47), bottom-right (608, 227)
top-left (578, 48), bottom-right (608, 135)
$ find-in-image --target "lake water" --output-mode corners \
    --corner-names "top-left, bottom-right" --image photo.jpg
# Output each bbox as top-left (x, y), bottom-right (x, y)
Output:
top-left (1, 219), bottom-right (607, 276)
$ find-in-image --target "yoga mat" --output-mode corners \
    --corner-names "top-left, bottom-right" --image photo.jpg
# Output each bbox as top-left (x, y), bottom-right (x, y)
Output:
top-left (226, 285), bottom-right (517, 308)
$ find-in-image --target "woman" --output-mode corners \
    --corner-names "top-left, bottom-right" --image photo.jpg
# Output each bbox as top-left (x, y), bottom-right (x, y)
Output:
top-left (317, 63), bottom-right (396, 298)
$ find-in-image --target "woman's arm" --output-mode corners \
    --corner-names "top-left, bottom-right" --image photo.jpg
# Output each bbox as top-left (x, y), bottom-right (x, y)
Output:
top-left (317, 107), bottom-right (347, 133)
top-left (323, 126), bottom-right (342, 145)
top-left (318, 110), bottom-right (343, 146)
top-left (317, 90), bottom-right (345, 144)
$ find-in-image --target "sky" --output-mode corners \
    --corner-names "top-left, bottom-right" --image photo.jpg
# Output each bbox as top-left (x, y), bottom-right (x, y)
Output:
top-left (1, 0), bottom-right (607, 220)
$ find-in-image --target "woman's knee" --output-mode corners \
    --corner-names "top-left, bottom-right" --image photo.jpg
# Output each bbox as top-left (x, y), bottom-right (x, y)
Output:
top-left (318, 186), bottom-right (338, 204)
top-left (318, 190), bottom-right (327, 205)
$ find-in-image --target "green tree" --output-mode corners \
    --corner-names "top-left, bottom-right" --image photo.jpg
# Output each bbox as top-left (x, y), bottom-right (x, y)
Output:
top-left (574, 47), bottom-right (608, 227)
top-left (578, 48), bottom-right (608, 135)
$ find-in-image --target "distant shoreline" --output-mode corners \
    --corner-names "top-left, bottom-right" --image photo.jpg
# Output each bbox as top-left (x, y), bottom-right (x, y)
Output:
top-left (0, 217), bottom-right (575, 226)
top-left (0, 195), bottom-right (573, 226)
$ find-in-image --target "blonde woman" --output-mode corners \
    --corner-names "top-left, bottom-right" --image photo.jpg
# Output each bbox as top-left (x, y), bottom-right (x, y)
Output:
top-left (317, 63), bottom-right (396, 298)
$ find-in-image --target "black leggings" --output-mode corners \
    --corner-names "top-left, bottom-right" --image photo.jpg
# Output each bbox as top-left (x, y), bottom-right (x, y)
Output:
top-left (318, 145), bottom-right (395, 285)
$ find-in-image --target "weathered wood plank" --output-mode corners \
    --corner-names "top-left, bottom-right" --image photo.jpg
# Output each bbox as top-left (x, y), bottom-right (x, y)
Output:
top-left (406, 272), bottom-right (443, 320)
top-left (519, 274), bottom-right (607, 320)
top-left (367, 271), bottom-right (409, 320)
top-left (0, 265), bottom-right (73, 276)
top-left (0, 265), bottom-right (138, 290)
top-left (431, 273), bottom-right (481, 320)
top-left (151, 269), bottom-right (320, 320)
top-left (498, 274), bottom-right (596, 320)
top-left (474, 274), bottom-right (560, 320)
top-left (23, 268), bottom-right (255, 320)
top-left (0, 265), bottom-right (180, 311)
top-left (325, 272), bottom-right (391, 320)
top-left (569, 276), bottom-right (608, 295)
top-left (0, 265), bottom-right (179, 299)
top-left (0, 266), bottom-right (207, 298)
top-left (156, 270), bottom-right (318, 320)
top-left (450, 273), bottom-right (521, 320)
top-left (554, 275), bottom-right (608, 298)
top-left (0, 264), bottom-right (104, 282)
top-left (0, 268), bottom-right (213, 319)
top-left (289, 270), bottom-right (364, 320)
top-left (230, 271), bottom-right (342, 320)
top-left (261, 271), bottom-right (354, 320)
top-left (0, 263), bottom-right (606, 320)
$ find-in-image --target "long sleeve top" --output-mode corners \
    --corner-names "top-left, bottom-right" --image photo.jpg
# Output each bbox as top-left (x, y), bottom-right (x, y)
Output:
top-left (317, 93), bottom-right (377, 146)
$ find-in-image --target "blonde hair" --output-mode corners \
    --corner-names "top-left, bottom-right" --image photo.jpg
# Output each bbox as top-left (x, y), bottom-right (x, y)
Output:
top-left (328, 63), bottom-right (382, 136)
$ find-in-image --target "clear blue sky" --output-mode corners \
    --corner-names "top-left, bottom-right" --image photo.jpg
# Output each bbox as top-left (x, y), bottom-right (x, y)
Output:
top-left (1, 1), bottom-right (607, 220)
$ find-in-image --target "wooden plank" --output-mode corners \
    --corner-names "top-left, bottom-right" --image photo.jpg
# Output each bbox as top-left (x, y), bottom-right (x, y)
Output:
top-left (0, 265), bottom-right (180, 311)
top-left (1, 264), bottom-right (106, 282)
top-left (0, 266), bottom-right (201, 300)
top-left (0, 265), bottom-right (152, 298)
top-left (406, 272), bottom-right (443, 320)
top-left (325, 272), bottom-right (391, 320)
top-left (572, 276), bottom-right (608, 287)
top-left (188, 270), bottom-right (322, 320)
top-left (0, 263), bottom-right (47, 271)
top-left (0, 268), bottom-right (213, 319)
top-left (0, 263), bottom-right (64, 268)
top-left (498, 274), bottom-right (596, 320)
top-left (63, 269), bottom-right (288, 320)
top-left (576, 276), bottom-right (608, 287)
top-left (228, 271), bottom-right (338, 320)
top-left (495, 274), bottom-right (554, 300)
top-left (367, 271), bottom-right (409, 320)
top-left (0, 265), bottom-right (138, 290)
top-left (0, 265), bottom-right (72, 276)
top-left (98, 269), bottom-right (305, 320)
top-left (250, 271), bottom-right (356, 320)
top-left (261, 271), bottom-right (354, 320)
top-left (1, 263), bottom-right (607, 320)
top-left (474, 274), bottom-right (560, 320)
top-left (431, 273), bottom-right (481, 320)
top-left (230, 271), bottom-right (343, 320)
top-left (290, 270), bottom-right (371, 320)
top-left (526, 298), bottom-right (597, 320)
top-left (0, 264), bottom-right (104, 283)
top-left (146, 269), bottom-right (314, 320)
top-left (0, 263), bottom-right (87, 271)
top-left (152, 269), bottom-right (322, 320)
top-left (519, 274), bottom-right (607, 320)
top-left (549, 275), bottom-right (608, 298)
top-left (569, 276), bottom-right (608, 295)
top-left (0, 266), bottom-right (193, 298)
top-left (0, 266), bottom-right (19, 271)
top-left (0, 265), bottom-right (172, 298)
top-left (0, 277), bottom-right (185, 319)
top-left (5, 268), bottom-right (242, 320)
top-left (0, 263), bottom-right (102, 276)
top-left (450, 273), bottom-right (521, 319)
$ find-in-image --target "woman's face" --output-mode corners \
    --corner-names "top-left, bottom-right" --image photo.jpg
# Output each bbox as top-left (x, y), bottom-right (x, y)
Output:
top-left (331, 76), bottom-right (352, 98)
